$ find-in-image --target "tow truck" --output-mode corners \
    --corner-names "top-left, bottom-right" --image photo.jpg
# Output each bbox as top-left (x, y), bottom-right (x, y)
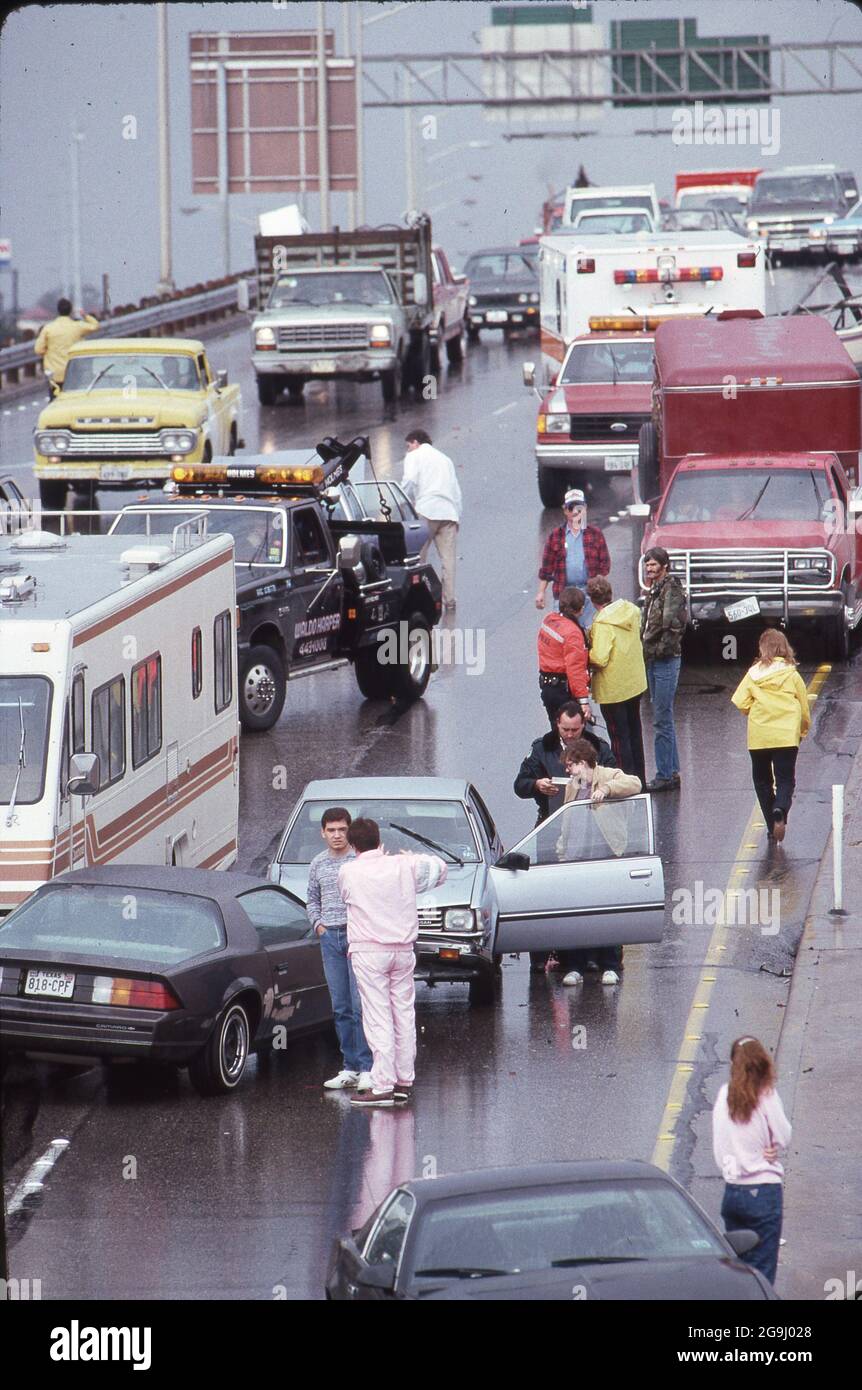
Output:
top-left (108, 437), bottom-right (443, 729)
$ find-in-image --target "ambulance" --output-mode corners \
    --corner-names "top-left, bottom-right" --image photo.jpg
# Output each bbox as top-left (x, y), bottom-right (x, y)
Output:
top-left (0, 525), bottom-right (239, 914)
top-left (537, 230), bottom-right (766, 380)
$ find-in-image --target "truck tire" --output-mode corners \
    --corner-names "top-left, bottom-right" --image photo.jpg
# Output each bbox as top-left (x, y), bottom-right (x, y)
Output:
top-left (404, 333), bottom-right (431, 393)
top-left (827, 590), bottom-right (851, 662)
top-left (468, 968), bottom-right (499, 1008)
top-left (239, 645), bottom-right (287, 731)
top-left (257, 376), bottom-right (280, 406)
top-left (467, 324), bottom-right (481, 344)
top-left (537, 466), bottom-right (567, 509)
top-left (430, 327), bottom-right (442, 376)
top-left (228, 424), bottom-right (238, 455)
top-left (637, 422), bottom-right (660, 503)
top-left (354, 645), bottom-right (393, 700)
top-left (72, 481), bottom-right (101, 535)
top-left (381, 355), bottom-right (402, 403)
top-left (287, 381), bottom-right (305, 403)
top-left (446, 328), bottom-right (465, 365)
top-left (354, 612), bottom-right (432, 702)
top-left (38, 480), bottom-right (68, 522)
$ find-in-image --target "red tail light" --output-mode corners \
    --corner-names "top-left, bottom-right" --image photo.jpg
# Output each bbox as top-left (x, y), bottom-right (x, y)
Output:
top-left (92, 976), bottom-right (180, 1009)
top-left (577, 258), bottom-right (595, 274)
top-left (737, 252), bottom-right (757, 267)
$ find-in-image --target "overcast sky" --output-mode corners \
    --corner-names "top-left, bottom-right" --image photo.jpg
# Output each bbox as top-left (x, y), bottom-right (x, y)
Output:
top-left (2, 0), bottom-right (860, 308)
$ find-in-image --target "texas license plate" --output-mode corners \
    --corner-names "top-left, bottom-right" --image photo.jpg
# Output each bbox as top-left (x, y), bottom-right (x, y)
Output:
top-left (100, 465), bottom-right (133, 482)
top-left (310, 359), bottom-right (337, 373)
top-left (486, 310), bottom-right (508, 324)
top-left (24, 968), bottom-right (75, 999)
top-left (605, 454), bottom-right (637, 472)
top-left (725, 595), bottom-right (761, 622)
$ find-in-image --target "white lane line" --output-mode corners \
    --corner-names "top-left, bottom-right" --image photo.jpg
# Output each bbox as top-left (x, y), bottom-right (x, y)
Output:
top-left (17, 404), bottom-right (27, 411)
top-left (6, 1137), bottom-right (71, 1215)
top-left (0, 461), bottom-right (38, 472)
top-left (492, 401), bottom-right (518, 416)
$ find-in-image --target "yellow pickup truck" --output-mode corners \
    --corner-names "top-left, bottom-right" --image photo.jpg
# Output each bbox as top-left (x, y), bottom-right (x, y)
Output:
top-left (33, 337), bottom-right (244, 507)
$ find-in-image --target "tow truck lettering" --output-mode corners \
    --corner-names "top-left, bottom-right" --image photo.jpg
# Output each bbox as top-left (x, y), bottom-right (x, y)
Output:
top-left (294, 613), bottom-right (341, 639)
top-left (297, 636), bottom-right (332, 656)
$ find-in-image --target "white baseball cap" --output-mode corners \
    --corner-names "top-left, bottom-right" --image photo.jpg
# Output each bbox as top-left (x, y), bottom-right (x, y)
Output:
top-left (563, 488), bottom-right (586, 508)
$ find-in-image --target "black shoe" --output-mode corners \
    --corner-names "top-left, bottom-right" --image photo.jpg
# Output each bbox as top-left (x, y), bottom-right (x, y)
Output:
top-left (671, 772), bottom-right (681, 786)
top-left (393, 1083), bottom-right (413, 1103)
top-left (646, 776), bottom-right (674, 792)
top-left (772, 810), bottom-right (786, 843)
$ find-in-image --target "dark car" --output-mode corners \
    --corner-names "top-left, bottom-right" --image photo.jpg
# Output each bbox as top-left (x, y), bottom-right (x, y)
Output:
top-left (463, 246), bottom-right (539, 341)
top-left (326, 1160), bottom-right (777, 1301)
top-left (0, 867), bottom-right (332, 1095)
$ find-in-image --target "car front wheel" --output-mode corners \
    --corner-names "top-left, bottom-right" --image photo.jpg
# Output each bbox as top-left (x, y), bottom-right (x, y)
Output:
top-left (188, 1001), bottom-right (251, 1095)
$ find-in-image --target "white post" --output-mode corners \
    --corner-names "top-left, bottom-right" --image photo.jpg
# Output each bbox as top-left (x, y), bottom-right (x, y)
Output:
top-left (832, 783), bottom-right (845, 913)
top-left (341, 3), bottom-right (355, 231)
top-left (70, 128), bottom-right (83, 312)
top-left (354, 3), bottom-right (365, 226)
top-left (156, 2), bottom-right (174, 293)
top-left (216, 62), bottom-right (231, 277)
top-left (403, 68), bottom-right (415, 215)
top-left (317, 2), bottom-right (331, 232)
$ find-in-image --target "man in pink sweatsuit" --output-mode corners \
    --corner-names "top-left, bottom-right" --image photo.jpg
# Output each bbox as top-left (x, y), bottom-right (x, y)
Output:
top-left (338, 817), bottom-right (448, 1108)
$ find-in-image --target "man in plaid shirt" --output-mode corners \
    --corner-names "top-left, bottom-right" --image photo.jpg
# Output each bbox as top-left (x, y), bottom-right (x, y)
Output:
top-left (536, 490), bottom-right (611, 617)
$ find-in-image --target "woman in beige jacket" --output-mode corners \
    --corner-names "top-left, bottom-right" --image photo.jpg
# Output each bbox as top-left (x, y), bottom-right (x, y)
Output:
top-left (554, 738), bottom-right (642, 987)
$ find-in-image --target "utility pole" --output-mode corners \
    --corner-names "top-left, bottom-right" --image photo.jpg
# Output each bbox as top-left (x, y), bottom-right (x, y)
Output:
top-left (216, 62), bottom-right (231, 276)
top-left (354, 5), bottom-right (365, 226)
top-left (156, 2), bottom-right (174, 293)
top-left (70, 127), bottom-right (84, 312)
top-left (341, 4), bottom-right (356, 230)
top-left (403, 69), bottom-right (415, 215)
top-left (316, 2), bottom-right (331, 232)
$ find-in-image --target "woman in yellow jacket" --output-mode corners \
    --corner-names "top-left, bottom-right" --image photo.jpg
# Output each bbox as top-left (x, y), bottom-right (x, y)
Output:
top-left (731, 630), bottom-right (810, 843)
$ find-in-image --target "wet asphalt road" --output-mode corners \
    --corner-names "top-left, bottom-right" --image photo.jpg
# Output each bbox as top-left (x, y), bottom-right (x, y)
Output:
top-left (3, 263), bottom-right (862, 1299)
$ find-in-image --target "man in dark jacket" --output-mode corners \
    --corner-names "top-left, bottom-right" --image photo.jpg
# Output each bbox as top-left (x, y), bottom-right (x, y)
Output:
top-left (641, 546), bottom-right (687, 792)
top-left (514, 701), bottom-right (616, 975)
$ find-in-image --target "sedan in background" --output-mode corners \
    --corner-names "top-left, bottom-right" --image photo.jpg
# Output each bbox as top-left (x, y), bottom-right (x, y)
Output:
top-left (326, 1160), bottom-right (777, 1301)
top-left (462, 246), bottom-right (539, 341)
top-left (269, 777), bottom-right (665, 1007)
top-left (327, 476), bottom-right (430, 560)
top-left (0, 867), bottom-right (332, 1095)
top-left (807, 198), bottom-right (862, 261)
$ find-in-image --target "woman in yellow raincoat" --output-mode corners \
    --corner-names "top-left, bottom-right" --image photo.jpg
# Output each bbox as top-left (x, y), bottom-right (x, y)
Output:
top-left (731, 630), bottom-right (810, 843)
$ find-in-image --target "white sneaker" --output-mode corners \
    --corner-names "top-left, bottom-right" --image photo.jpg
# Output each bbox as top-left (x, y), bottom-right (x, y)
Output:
top-left (562, 970), bottom-right (583, 986)
top-left (601, 970), bottom-right (620, 986)
top-left (323, 1069), bottom-right (359, 1090)
top-left (355, 1072), bottom-right (374, 1092)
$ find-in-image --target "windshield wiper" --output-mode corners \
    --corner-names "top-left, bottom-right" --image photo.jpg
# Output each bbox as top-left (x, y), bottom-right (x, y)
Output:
top-left (388, 822), bottom-right (464, 867)
top-left (413, 1266), bottom-right (511, 1279)
top-left (608, 350), bottom-right (620, 387)
top-left (551, 1256), bottom-right (648, 1267)
top-left (84, 364), bottom-right (113, 394)
top-left (140, 365), bottom-right (168, 390)
top-left (736, 477), bottom-right (771, 522)
top-left (4, 697), bottom-right (27, 828)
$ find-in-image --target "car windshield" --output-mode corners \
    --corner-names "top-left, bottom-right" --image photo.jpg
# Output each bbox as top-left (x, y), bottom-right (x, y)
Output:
top-left (0, 677), bottom-right (52, 805)
top-left (279, 799), bottom-right (480, 864)
top-left (661, 210), bottom-right (722, 231)
top-left (560, 340), bottom-right (654, 385)
top-left (63, 355), bottom-right (201, 392)
top-left (464, 254), bottom-right (537, 281)
top-left (660, 469), bottom-right (832, 524)
top-left (408, 1180), bottom-right (726, 1283)
top-left (567, 195), bottom-right (652, 221)
top-left (574, 213), bottom-right (652, 235)
top-left (112, 507), bottom-right (285, 565)
top-left (268, 271), bottom-right (394, 308)
top-left (750, 176), bottom-right (841, 209)
top-left (0, 885), bottom-right (225, 964)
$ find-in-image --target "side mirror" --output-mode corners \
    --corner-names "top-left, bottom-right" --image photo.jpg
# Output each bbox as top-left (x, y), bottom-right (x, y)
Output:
top-left (848, 488), bottom-right (862, 516)
top-left (628, 503), bottom-right (651, 519)
top-left (548, 372), bottom-right (558, 388)
top-left (216, 369), bottom-right (228, 390)
top-left (67, 752), bottom-right (100, 798)
top-left (496, 851), bottom-right (530, 872)
top-left (725, 1229), bottom-right (760, 1258)
top-left (337, 533), bottom-right (363, 570)
top-left (236, 280), bottom-right (250, 313)
top-left (412, 271), bottom-right (428, 305)
top-left (522, 361), bottom-right (536, 388)
top-left (357, 1261), bottom-right (397, 1292)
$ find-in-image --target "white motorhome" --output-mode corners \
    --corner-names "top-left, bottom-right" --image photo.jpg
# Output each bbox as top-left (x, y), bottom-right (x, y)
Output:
top-left (563, 184), bottom-right (661, 230)
top-left (0, 526), bottom-right (239, 914)
top-left (537, 229), bottom-right (766, 377)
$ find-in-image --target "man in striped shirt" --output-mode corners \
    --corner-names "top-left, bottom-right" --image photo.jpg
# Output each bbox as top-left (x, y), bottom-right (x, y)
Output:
top-left (307, 807), bottom-right (373, 1091)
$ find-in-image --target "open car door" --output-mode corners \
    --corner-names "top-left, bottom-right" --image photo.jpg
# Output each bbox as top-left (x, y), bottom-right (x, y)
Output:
top-left (489, 794), bottom-right (665, 954)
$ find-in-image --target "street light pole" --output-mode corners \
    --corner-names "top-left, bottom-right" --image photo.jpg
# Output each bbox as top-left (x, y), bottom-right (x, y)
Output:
top-left (69, 127), bottom-right (84, 311)
top-left (317, 2), bottom-right (331, 232)
top-left (354, 5), bottom-right (365, 225)
top-left (403, 68), bottom-right (415, 214)
top-left (156, 2), bottom-right (174, 293)
top-left (216, 62), bottom-right (231, 277)
top-left (341, 4), bottom-right (356, 230)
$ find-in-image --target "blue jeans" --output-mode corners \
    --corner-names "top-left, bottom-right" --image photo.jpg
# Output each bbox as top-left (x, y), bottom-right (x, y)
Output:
top-left (646, 656), bottom-right (681, 780)
top-left (320, 928), bottom-right (372, 1073)
top-left (721, 1182), bottom-right (783, 1285)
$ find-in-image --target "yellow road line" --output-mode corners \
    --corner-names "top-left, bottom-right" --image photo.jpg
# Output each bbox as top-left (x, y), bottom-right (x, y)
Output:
top-left (651, 663), bottom-right (831, 1170)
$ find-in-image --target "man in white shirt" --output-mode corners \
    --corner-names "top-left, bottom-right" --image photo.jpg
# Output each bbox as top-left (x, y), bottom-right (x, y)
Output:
top-left (401, 428), bottom-right (461, 609)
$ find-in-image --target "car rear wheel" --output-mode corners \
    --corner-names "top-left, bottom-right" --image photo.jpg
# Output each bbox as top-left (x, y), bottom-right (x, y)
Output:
top-left (537, 466), bottom-right (567, 509)
top-left (188, 1001), bottom-right (251, 1096)
top-left (257, 375), bottom-right (280, 406)
top-left (239, 644), bottom-right (287, 730)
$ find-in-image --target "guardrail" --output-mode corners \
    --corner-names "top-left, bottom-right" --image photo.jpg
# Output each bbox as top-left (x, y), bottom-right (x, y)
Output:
top-left (0, 275), bottom-right (258, 392)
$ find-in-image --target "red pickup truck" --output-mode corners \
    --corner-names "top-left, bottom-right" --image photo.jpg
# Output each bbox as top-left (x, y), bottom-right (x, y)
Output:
top-left (430, 245), bottom-right (469, 371)
top-left (635, 315), bottom-right (862, 658)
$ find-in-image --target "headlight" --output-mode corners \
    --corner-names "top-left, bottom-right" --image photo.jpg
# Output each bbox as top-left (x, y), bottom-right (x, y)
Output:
top-left (444, 907), bottom-right (475, 932)
top-left (746, 219), bottom-right (758, 233)
top-left (36, 431), bottom-right (69, 453)
top-left (255, 327), bottom-right (276, 347)
top-left (530, 292), bottom-right (539, 303)
top-left (543, 414), bottom-right (571, 434)
top-left (369, 323), bottom-right (392, 345)
top-left (822, 215), bottom-right (835, 225)
top-left (809, 228), bottom-right (827, 239)
top-left (161, 430), bottom-right (196, 454)
top-left (790, 556), bottom-right (830, 572)
top-left (669, 558), bottom-right (686, 573)
top-left (468, 295), bottom-right (478, 307)
top-left (518, 293), bottom-right (528, 304)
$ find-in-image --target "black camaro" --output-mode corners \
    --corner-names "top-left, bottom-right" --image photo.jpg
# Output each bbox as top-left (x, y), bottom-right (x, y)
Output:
top-left (326, 1160), bottom-right (778, 1301)
top-left (0, 867), bottom-right (333, 1095)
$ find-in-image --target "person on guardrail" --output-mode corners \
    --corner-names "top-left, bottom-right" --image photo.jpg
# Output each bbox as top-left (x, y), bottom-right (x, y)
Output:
top-left (536, 585), bottom-right (591, 731)
top-left (730, 629), bottom-right (810, 843)
top-left (535, 489), bottom-right (610, 632)
top-left (34, 298), bottom-right (99, 398)
top-left (401, 427), bottom-right (461, 610)
top-left (640, 546), bottom-right (686, 792)
top-left (586, 575), bottom-right (647, 788)
top-left (712, 1036), bottom-right (792, 1286)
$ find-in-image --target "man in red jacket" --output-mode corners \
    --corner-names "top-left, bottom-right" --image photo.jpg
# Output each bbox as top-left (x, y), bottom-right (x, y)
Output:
top-left (537, 585), bottom-right (592, 730)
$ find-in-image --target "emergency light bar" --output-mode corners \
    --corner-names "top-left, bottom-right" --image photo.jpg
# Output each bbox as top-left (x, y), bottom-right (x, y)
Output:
top-left (172, 463), bottom-right (325, 486)
top-left (171, 436), bottom-right (369, 493)
top-left (588, 314), bottom-right (704, 332)
top-left (613, 266), bottom-right (723, 285)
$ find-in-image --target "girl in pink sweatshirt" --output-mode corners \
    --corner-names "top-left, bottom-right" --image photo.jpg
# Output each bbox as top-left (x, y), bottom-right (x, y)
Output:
top-left (712, 1036), bottom-right (791, 1285)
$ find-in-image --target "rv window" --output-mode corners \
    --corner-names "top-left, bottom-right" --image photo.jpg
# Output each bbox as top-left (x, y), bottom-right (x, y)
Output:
top-left (192, 628), bottom-right (203, 699)
top-left (91, 676), bottom-right (125, 790)
top-left (132, 654), bottom-right (162, 769)
top-left (214, 611), bottom-right (233, 714)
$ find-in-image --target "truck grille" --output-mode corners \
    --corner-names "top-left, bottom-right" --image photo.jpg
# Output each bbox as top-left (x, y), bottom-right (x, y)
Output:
top-left (474, 291), bottom-right (519, 308)
top-left (277, 324), bottom-right (369, 350)
top-left (671, 549), bottom-right (835, 592)
top-left (568, 414), bottom-right (648, 443)
top-left (62, 432), bottom-right (166, 457)
top-left (758, 218), bottom-right (818, 234)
